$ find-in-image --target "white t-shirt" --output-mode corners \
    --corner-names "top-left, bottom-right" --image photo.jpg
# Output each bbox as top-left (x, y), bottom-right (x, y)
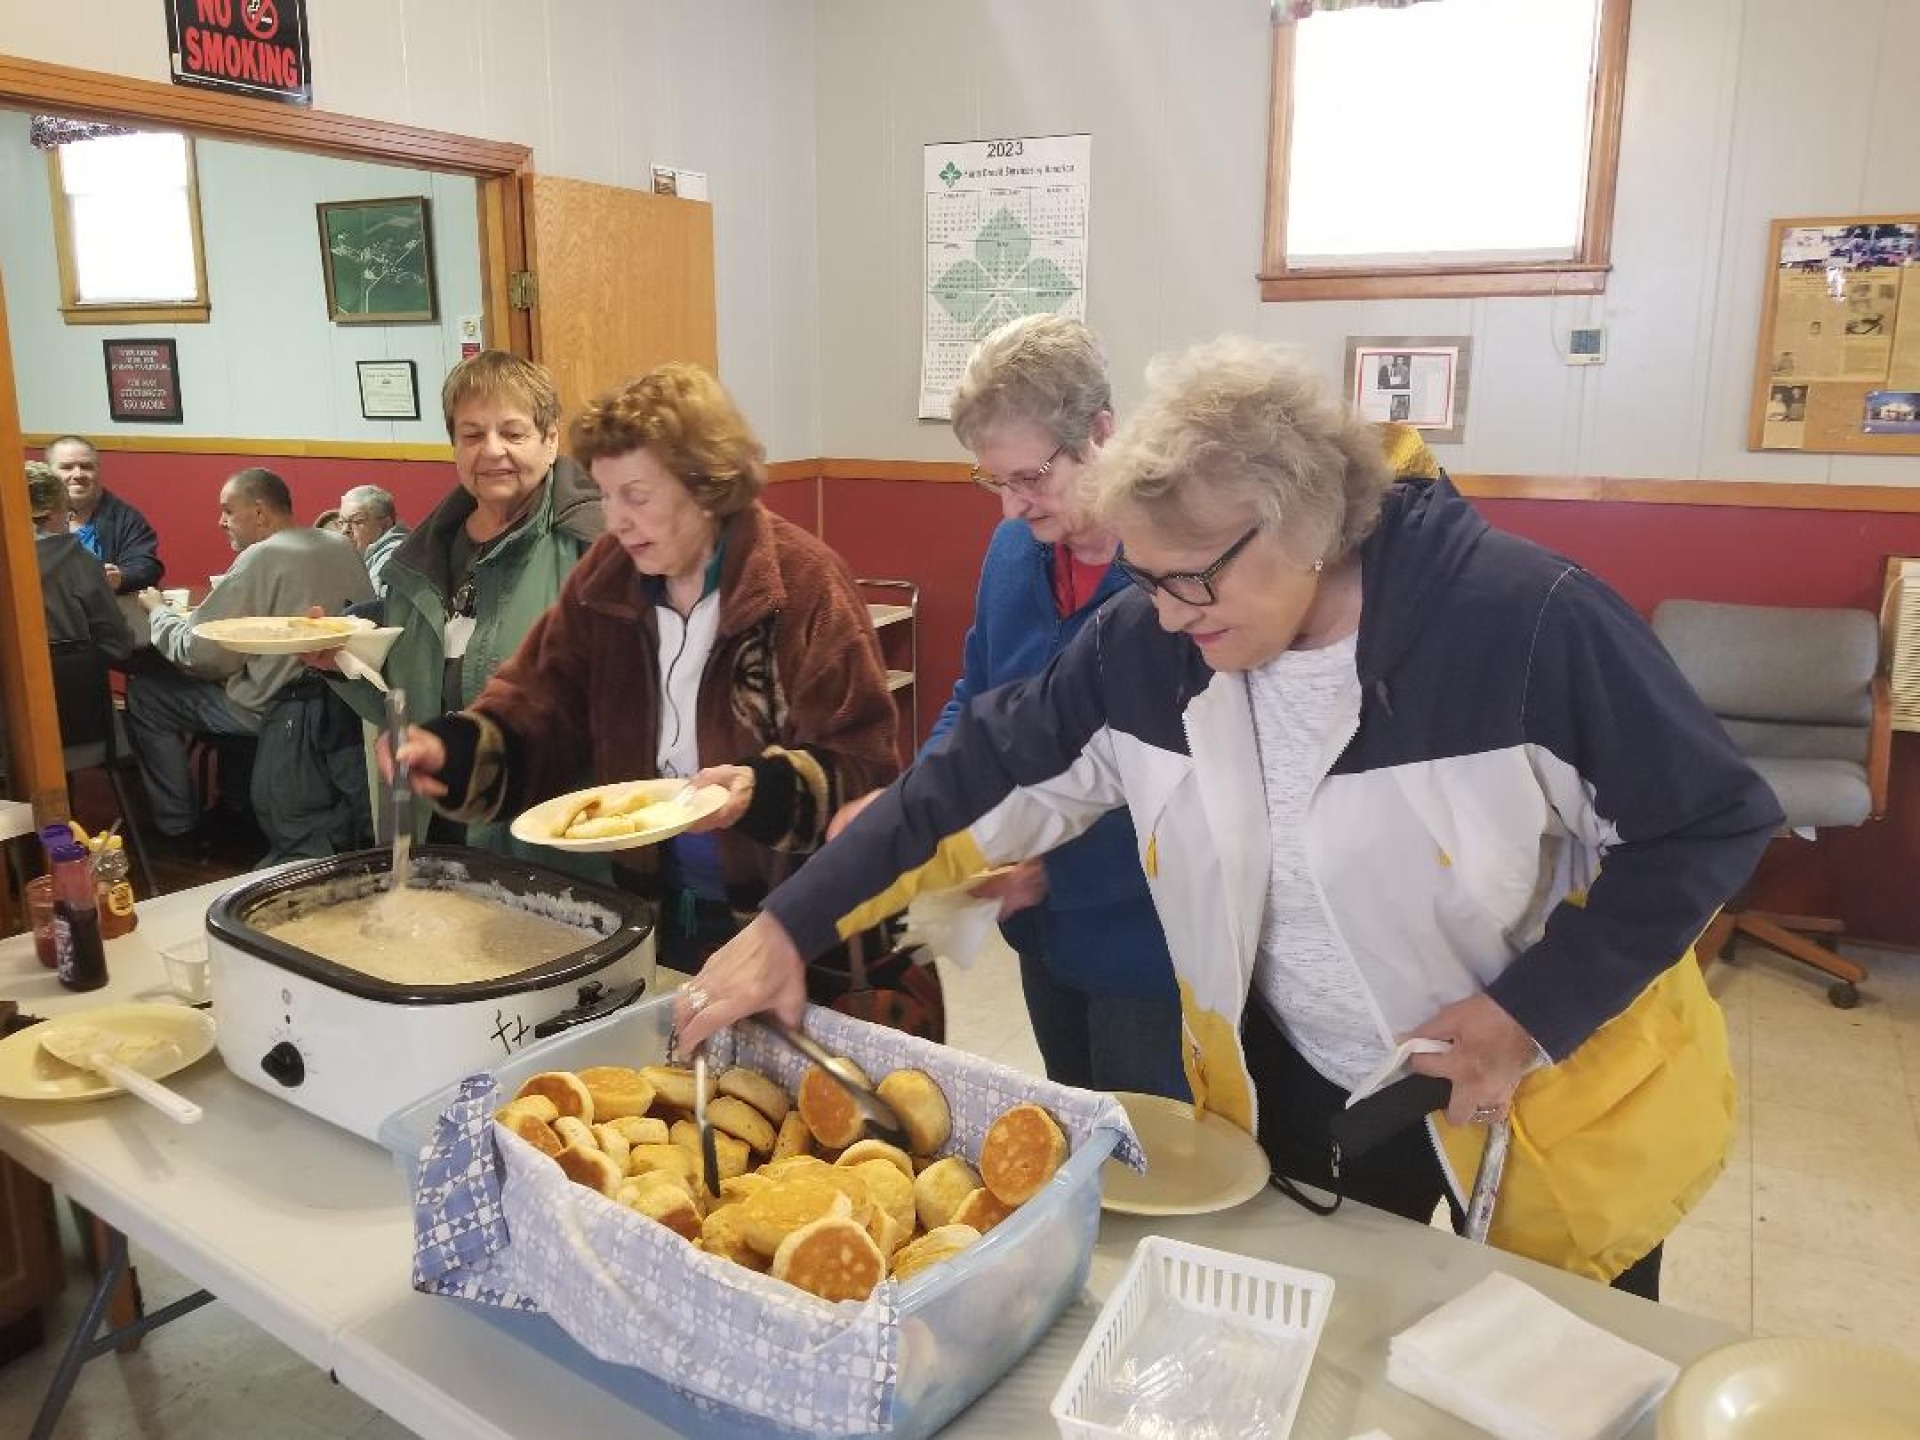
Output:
top-left (655, 592), bottom-right (720, 781)
top-left (1247, 632), bottom-right (1388, 1090)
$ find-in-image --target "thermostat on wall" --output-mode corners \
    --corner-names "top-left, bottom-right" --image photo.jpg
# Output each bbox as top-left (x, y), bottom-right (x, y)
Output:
top-left (1567, 327), bottom-right (1607, 365)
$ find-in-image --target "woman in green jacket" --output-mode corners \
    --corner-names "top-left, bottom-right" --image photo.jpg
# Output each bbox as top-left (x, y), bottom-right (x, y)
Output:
top-left (333, 351), bottom-right (603, 858)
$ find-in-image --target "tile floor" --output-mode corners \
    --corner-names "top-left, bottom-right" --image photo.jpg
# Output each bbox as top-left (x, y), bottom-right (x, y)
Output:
top-left (2, 937), bottom-right (1915, 1436)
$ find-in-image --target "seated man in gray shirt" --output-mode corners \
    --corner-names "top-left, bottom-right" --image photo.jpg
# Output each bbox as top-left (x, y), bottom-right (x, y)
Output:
top-left (26, 460), bottom-right (133, 663)
top-left (127, 467), bottom-right (373, 841)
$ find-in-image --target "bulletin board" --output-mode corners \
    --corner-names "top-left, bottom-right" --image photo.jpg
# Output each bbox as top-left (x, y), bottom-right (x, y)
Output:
top-left (1750, 214), bottom-right (1920, 455)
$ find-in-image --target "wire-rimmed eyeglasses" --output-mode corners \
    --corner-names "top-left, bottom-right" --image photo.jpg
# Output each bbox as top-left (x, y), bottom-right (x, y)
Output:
top-left (970, 441), bottom-right (1068, 496)
top-left (1114, 526), bottom-right (1262, 608)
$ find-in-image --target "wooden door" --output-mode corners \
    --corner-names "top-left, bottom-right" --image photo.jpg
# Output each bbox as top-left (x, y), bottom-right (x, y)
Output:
top-left (520, 175), bottom-right (718, 425)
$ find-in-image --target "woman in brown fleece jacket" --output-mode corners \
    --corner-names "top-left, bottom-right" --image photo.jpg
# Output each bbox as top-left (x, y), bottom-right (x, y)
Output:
top-left (395, 364), bottom-right (899, 965)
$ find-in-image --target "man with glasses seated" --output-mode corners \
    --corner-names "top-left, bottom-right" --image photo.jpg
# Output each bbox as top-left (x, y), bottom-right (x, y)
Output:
top-left (339, 484), bottom-right (410, 596)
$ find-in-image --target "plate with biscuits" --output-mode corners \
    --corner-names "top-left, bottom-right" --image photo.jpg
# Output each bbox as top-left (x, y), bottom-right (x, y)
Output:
top-left (1099, 1091), bottom-right (1271, 1216)
top-left (511, 779), bottom-right (729, 852)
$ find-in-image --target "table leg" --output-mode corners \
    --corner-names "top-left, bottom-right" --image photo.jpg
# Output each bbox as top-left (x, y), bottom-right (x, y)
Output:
top-left (77, 1208), bottom-right (143, 1352)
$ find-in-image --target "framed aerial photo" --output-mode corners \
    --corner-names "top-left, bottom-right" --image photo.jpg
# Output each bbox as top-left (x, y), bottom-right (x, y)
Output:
top-left (316, 196), bottom-right (438, 324)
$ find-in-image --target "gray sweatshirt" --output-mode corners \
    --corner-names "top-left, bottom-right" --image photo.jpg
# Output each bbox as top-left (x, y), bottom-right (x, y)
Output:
top-left (149, 526), bottom-right (373, 718)
top-left (36, 532), bottom-right (134, 663)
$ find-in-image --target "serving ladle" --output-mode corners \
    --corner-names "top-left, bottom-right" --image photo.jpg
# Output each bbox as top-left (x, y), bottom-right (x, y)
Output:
top-left (363, 689), bottom-right (415, 939)
top-left (40, 1025), bottom-right (201, 1124)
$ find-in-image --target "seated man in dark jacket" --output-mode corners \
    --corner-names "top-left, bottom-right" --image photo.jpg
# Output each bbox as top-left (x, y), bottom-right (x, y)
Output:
top-left (27, 461), bottom-right (133, 662)
top-left (48, 435), bottom-right (164, 594)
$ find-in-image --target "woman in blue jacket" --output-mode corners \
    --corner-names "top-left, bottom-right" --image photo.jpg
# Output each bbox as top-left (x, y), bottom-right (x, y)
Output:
top-left (873, 315), bottom-right (1186, 1099)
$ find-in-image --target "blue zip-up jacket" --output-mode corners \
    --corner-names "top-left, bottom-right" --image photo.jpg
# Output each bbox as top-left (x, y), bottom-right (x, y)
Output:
top-left (928, 519), bottom-right (1175, 998)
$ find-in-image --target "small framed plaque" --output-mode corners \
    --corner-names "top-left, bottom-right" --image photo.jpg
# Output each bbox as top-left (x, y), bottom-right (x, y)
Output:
top-left (356, 359), bottom-right (421, 421)
top-left (102, 339), bottom-right (184, 424)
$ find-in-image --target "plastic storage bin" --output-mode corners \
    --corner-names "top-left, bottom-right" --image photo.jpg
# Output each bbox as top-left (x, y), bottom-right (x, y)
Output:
top-left (381, 996), bottom-right (1125, 1439)
top-left (1050, 1235), bottom-right (1335, 1440)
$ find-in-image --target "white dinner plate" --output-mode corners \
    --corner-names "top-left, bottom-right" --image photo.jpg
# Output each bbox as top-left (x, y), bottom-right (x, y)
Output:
top-left (1658, 1336), bottom-right (1920, 1439)
top-left (192, 614), bottom-right (372, 655)
top-left (1099, 1090), bottom-right (1272, 1216)
top-left (0, 1002), bottom-right (218, 1102)
top-left (510, 779), bottom-right (729, 852)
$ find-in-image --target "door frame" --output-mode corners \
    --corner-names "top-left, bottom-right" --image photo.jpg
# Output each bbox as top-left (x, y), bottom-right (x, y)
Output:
top-left (0, 51), bottom-right (536, 815)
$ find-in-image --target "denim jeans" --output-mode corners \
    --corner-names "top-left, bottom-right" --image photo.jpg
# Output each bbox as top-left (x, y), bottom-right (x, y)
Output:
top-left (125, 670), bottom-right (261, 836)
top-left (1018, 949), bottom-right (1189, 1101)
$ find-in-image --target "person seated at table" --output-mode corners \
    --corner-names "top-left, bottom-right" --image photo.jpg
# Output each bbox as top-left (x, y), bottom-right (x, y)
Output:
top-left (339, 484), bottom-right (410, 596)
top-left (25, 460), bottom-right (132, 662)
top-left (127, 467), bottom-right (372, 846)
top-left (47, 434), bottom-right (163, 594)
top-left (675, 338), bottom-right (1780, 1300)
top-left (387, 362), bottom-right (899, 969)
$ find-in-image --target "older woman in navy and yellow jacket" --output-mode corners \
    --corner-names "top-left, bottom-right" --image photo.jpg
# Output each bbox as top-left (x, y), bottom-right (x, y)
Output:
top-left (677, 339), bottom-right (1778, 1298)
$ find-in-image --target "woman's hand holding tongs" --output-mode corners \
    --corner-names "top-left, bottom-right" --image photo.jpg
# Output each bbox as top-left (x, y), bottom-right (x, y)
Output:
top-left (677, 911), bottom-right (808, 1051)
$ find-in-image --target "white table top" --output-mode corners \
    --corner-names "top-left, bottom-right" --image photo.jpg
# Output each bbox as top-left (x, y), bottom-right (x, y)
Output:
top-left (0, 877), bottom-right (1738, 1438)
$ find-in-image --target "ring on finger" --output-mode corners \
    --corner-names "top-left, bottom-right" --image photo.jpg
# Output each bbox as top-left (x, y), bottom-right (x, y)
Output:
top-left (1470, 1103), bottom-right (1502, 1124)
top-left (682, 983), bottom-right (711, 1016)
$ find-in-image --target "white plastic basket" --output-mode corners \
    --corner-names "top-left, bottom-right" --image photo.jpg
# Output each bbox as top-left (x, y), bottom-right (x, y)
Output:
top-left (1050, 1235), bottom-right (1335, 1440)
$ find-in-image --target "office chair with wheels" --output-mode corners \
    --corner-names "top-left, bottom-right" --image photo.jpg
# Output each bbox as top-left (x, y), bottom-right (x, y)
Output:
top-left (1651, 599), bottom-right (1889, 1008)
top-left (47, 639), bottom-right (159, 899)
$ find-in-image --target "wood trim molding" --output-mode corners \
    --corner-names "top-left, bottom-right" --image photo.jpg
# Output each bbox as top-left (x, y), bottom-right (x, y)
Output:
top-left (1259, 266), bottom-right (1608, 302)
top-left (778, 457), bottom-right (1920, 512)
top-left (23, 432), bottom-right (452, 463)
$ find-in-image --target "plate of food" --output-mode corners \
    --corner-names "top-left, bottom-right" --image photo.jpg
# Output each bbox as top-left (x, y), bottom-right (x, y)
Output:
top-left (0, 1002), bottom-right (218, 1102)
top-left (1099, 1091), bottom-right (1271, 1216)
top-left (510, 779), bottom-right (730, 852)
top-left (192, 614), bottom-right (373, 655)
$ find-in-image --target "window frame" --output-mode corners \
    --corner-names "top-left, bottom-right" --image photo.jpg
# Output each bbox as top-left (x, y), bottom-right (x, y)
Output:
top-left (46, 131), bottom-right (212, 325)
top-left (1260, 0), bottom-right (1632, 302)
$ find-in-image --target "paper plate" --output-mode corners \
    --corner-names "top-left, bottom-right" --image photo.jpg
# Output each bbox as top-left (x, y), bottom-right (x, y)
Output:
top-left (0, 1002), bottom-right (218, 1102)
top-left (193, 615), bottom-right (372, 655)
top-left (510, 779), bottom-right (729, 853)
top-left (1099, 1090), bottom-right (1271, 1216)
top-left (1658, 1336), bottom-right (1920, 1440)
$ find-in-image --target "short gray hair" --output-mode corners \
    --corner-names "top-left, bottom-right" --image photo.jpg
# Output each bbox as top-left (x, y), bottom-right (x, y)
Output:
top-left (1094, 337), bottom-right (1391, 566)
top-left (341, 484), bottom-right (396, 520)
top-left (949, 314), bottom-right (1113, 456)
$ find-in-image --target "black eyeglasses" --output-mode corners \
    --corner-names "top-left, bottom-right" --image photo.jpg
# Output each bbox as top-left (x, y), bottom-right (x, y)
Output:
top-left (970, 442), bottom-right (1068, 496)
top-left (1114, 527), bottom-right (1262, 607)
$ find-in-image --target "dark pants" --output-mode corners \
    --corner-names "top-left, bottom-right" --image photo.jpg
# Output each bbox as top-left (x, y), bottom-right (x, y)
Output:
top-left (1242, 1000), bottom-right (1662, 1301)
top-left (1019, 951), bottom-right (1189, 1102)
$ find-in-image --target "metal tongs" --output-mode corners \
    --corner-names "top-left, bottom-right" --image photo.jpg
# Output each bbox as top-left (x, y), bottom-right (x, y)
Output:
top-left (691, 1045), bottom-right (722, 1198)
top-left (741, 1016), bottom-right (910, 1150)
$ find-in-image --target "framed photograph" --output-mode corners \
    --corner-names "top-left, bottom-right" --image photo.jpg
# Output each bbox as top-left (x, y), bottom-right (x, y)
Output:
top-left (102, 338), bottom-right (183, 424)
top-left (1343, 334), bottom-right (1474, 444)
top-left (356, 359), bottom-right (421, 421)
top-left (317, 196), bottom-right (438, 324)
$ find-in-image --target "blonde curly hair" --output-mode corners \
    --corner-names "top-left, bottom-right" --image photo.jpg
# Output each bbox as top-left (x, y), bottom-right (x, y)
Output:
top-left (1094, 337), bottom-right (1390, 566)
top-left (569, 363), bottom-right (766, 518)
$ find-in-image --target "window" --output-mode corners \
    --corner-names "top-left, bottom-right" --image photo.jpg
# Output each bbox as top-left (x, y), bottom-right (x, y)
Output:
top-left (1261, 0), bottom-right (1630, 300)
top-left (48, 129), bottom-right (210, 324)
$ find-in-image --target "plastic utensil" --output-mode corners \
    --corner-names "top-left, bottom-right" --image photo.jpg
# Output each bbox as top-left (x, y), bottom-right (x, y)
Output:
top-left (38, 1024), bottom-right (202, 1123)
top-left (740, 1017), bottom-right (910, 1149)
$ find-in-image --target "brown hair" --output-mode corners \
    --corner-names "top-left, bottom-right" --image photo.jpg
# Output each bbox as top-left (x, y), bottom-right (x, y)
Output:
top-left (25, 460), bottom-right (64, 518)
top-left (440, 351), bottom-right (562, 441)
top-left (569, 363), bottom-right (766, 517)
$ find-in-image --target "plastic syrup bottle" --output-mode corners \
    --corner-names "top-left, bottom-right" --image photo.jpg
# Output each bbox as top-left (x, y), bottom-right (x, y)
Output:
top-left (50, 839), bottom-right (109, 992)
top-left (92, 834), bottom-right (139, 939)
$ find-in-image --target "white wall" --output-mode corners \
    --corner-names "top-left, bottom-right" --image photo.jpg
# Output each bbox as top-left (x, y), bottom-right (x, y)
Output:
top-left (812, 0), bottom-right (1920, 485)
top-left (0, 112), bottom-right (482, 442)
top-left (0, 0), bottom-right (822, 457)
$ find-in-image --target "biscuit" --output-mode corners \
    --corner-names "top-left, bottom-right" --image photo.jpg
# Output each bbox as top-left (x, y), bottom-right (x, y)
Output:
top-left (668, 1119), bottom-right (751, 1182)
top-left (889, 1224), bottom-right (981, 1283)
top-left (717, 1065), bottom-right (791, 1126)
top-left (771, 1215), bottom-right (886, 1303)
top-left (555, 1143), bottom-right (623, 1197)
top-left (876, 1069), bottom-right (952, 1155)
top-left (913, 1156), bottom-right (982, 1231)
top-left (592, 1122), bottom-right (632, 1173)
top-left (495, 1095), bottom-right (559, 1125)
top-left (603, 1115), bottom-right (670, 1148)
top-left (628, 1142), bottom-right (699, 1187)
top-left (837, 1138), bottom-right (914, 1180)
top-left (979, 1104), bottom-right (1068, 1205)
top-left (769, 1110), bottom-right (814, 1163)
top-left (495, 1108), bottom-right (563, 1158)
top-left (640, 1065), bottom-right (698, 1112)
top-left (552, 1115), bottom-right (598, 1152)
top-left (762, 1154), bottom-right (830, 1179)
top-left (578, 1065), bottom-right (655, 1120)
top-left (618, 1172), bottom-right (702, 1239)
top-left (707, 1095), bottom-right (778, 1154)
top-left (950, 1185), bottom-right (1017, 1235)
top-left (514, 1071), bottom-right (594, 1124)
top-left (713, 1172), bottom-right (774, 1210)
top-left (850, 1158), bottom-right (916, 1235)
top-left (798, 1060), bottom-right (870, 1150)
top-left (813, 1165), bottom-right (875, 1226)
top-left (740, 1172), bottom-right (854, 1257)
top-left (866, 1204), bottom-right (907, 1258)
top-left (699, 1203), bottom-right (769, 1270)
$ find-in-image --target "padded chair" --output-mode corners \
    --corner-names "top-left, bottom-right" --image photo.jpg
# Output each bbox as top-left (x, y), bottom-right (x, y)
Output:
top-left (1651, 599), bottom-right (1890, 1007)
top-left (47, 639), bottom-right (159, 899)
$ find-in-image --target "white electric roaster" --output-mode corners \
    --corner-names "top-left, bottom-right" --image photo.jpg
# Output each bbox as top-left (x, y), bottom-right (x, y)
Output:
top-left (205, 846), bottom-right (655, 1140)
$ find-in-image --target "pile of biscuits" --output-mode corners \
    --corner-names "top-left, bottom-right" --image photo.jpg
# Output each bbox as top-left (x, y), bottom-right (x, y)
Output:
top-left (493, 1058), bottom-right (1070, 1305)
